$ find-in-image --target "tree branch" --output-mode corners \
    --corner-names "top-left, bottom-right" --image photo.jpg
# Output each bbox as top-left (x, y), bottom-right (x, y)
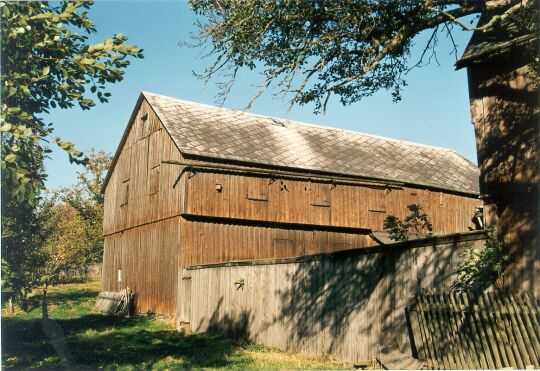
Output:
top-left (428, 0), bottom-right (528, 31)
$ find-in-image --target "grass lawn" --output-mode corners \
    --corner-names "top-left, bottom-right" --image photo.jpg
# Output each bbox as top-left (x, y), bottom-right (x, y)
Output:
top-left (2, 281), bottom-right (351, 370)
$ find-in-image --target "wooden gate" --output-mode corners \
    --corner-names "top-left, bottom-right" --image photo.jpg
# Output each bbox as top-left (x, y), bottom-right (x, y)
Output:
top-left (407, 291), bottom-right (540, 369)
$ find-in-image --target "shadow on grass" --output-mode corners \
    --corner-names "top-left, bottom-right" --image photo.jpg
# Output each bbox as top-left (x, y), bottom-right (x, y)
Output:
top-left (2, 312), bottom-right (251, 369)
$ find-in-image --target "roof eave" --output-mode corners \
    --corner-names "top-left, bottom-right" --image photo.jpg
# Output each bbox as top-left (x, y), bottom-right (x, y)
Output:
top-left (181, 152), bottom-right (481, 197)
top-left (455, 33), bottom-right (538, 70)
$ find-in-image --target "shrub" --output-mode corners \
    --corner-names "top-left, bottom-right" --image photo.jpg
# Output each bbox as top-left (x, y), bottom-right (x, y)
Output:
top-left (383, 204), bottom-right (433, 242)
top-left (452, 226), bottom-right (508, 292)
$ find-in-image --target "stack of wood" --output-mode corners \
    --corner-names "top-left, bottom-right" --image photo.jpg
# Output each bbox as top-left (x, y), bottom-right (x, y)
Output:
top-left (94, 288), bottom-right (135, 316)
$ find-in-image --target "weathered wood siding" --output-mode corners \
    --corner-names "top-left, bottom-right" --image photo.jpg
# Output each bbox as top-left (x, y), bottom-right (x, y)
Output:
top-left (183, 171), bottom-right (480, 233)
top-left (103, 99), bottom-right (186, 236)
top-left (182, 232), bottom-right (488, 363)
top-left (102, 98), bottom-right (186, 314)
top-left (180, 219), bottom-right (374, 267)
top-left (102, 217), bottom-right (181, 314)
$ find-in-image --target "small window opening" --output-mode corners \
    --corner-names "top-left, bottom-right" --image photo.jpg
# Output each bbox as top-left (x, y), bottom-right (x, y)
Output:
top-left (246, 177), bottom-right (269, 201)
top-left (149, 166), bottom-right (160, 195)
top-left (117, 268), bottom-right (122, 283)
top-left (310, 182), bottom-right (331, 207)
top-left (121, 181), bottom-right (129, 206)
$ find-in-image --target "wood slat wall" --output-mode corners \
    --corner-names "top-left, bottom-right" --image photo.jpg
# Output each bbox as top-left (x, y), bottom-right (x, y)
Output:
top-left (183, 234), bottom-right (487, 363)
top-left (102, 217), bottom-right (181, 314)
top-left (183, 171), bottom-right (480, 234)
top-left (468, 59), bottom-right (539, 297)
top-left (103, 99), bottom-right (185, 236)
top-left (180, 219), bottom-right (375, 267)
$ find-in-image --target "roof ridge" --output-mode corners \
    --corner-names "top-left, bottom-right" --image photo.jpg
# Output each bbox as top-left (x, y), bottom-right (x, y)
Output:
top-left (141, 91), bottom-right (464, 156)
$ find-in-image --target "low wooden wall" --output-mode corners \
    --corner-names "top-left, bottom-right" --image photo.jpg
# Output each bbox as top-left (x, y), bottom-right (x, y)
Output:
top-left (59, 262), bottom-right (102, 282)
top-left (181, 231), bottom-right (487, 363)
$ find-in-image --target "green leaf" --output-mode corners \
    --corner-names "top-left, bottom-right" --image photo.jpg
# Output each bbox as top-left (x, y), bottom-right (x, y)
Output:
top-left (0, 0), bottom-right (142, 216)
top-left (2, 5), bottom-right (11, 17)
top-left (5, 154), bottom-right (16, 163)
top-left (22, 128), bottom-right (32, 137)
top-left (80, 57), bottom-right (96, 65)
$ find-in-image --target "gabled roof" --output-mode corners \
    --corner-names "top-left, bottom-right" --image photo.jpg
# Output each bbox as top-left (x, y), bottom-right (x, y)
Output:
top-left (131, 92), bottom-right (478, 195)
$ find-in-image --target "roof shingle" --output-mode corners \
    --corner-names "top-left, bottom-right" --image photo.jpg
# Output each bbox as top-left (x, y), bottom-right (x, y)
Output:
top-left (143, 92), bottom-right (479, 195)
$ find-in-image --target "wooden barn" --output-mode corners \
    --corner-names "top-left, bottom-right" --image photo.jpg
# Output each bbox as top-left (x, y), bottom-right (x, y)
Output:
top-left (101, 91), bottom-right (481, 316)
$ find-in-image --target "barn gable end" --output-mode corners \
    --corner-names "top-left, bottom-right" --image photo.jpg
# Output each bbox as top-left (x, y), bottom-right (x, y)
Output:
top-left (103, 97), bottom-right (186, 236)
top-left (102, 97), bottom-right (187, 314)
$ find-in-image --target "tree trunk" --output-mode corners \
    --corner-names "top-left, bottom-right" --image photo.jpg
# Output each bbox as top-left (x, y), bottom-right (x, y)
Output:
top-left (41, 286), bottom-right (48, 320)
top-left (8, 297), bottom-right (14, 315)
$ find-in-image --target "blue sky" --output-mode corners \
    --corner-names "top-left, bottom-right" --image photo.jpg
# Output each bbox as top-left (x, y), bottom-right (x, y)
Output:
top-left (45, 1), bottom-right (478, 189)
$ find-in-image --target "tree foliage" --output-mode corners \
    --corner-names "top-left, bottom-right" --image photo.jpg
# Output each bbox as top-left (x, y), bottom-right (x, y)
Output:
top-left (0, 1), bottom-right (143, 204)
top-left (190, 0), bottom-right (537, 110)
top-left (39, 202), bottom-right (88, 284)
top-left (47, 149), bottom-right (112, 266)
top-left (1, 150), bottom-right (112, 309)
top-left (452, 227), bottom-right (509, 292)
top-left (1, 198), bottom-right (46, 310)
top-left (383, 204), bottom-right (433, 242)
top-left (0, 1), bottom-right (137, 310)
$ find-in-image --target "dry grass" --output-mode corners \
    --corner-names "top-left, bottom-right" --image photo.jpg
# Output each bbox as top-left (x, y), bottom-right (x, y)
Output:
top-left (245, 346), bottom-right (351, 369)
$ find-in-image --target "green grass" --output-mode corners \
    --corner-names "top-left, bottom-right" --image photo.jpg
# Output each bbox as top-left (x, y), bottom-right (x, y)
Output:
top-left (2, 281), bottom-right (350, 370)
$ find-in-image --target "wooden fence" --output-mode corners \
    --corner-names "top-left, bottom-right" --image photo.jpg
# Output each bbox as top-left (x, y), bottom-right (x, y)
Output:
top-left (408, 291), bottom-right (540, 369)
top-left (59, 262), bottom-right (102, 282)
top-left (181, 231), bottom-right (488, 363)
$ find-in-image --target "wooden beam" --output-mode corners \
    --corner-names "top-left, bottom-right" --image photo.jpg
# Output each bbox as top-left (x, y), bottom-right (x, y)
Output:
top-left (162, 159), bottom-right (404, 189)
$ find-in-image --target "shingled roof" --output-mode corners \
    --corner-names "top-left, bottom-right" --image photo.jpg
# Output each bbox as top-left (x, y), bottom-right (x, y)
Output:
top-left (135, 92), bottom-right (479, 195)
top-left (456, 8), bottom-right (538, 69)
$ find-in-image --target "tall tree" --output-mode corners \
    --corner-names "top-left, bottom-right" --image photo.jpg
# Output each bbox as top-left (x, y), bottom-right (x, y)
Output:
top-left (1, 1), bottom-right (141, 309)
top-left (190, 0), bottom-right (536, 111)
top-left (56, 149), bottom-right (112, 265)
top-left (1, 1), bottom-right (143, 204)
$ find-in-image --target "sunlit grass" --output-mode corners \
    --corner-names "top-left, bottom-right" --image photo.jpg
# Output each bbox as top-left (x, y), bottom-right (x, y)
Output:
top-left (2, 281), bottom-right (350, 369)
